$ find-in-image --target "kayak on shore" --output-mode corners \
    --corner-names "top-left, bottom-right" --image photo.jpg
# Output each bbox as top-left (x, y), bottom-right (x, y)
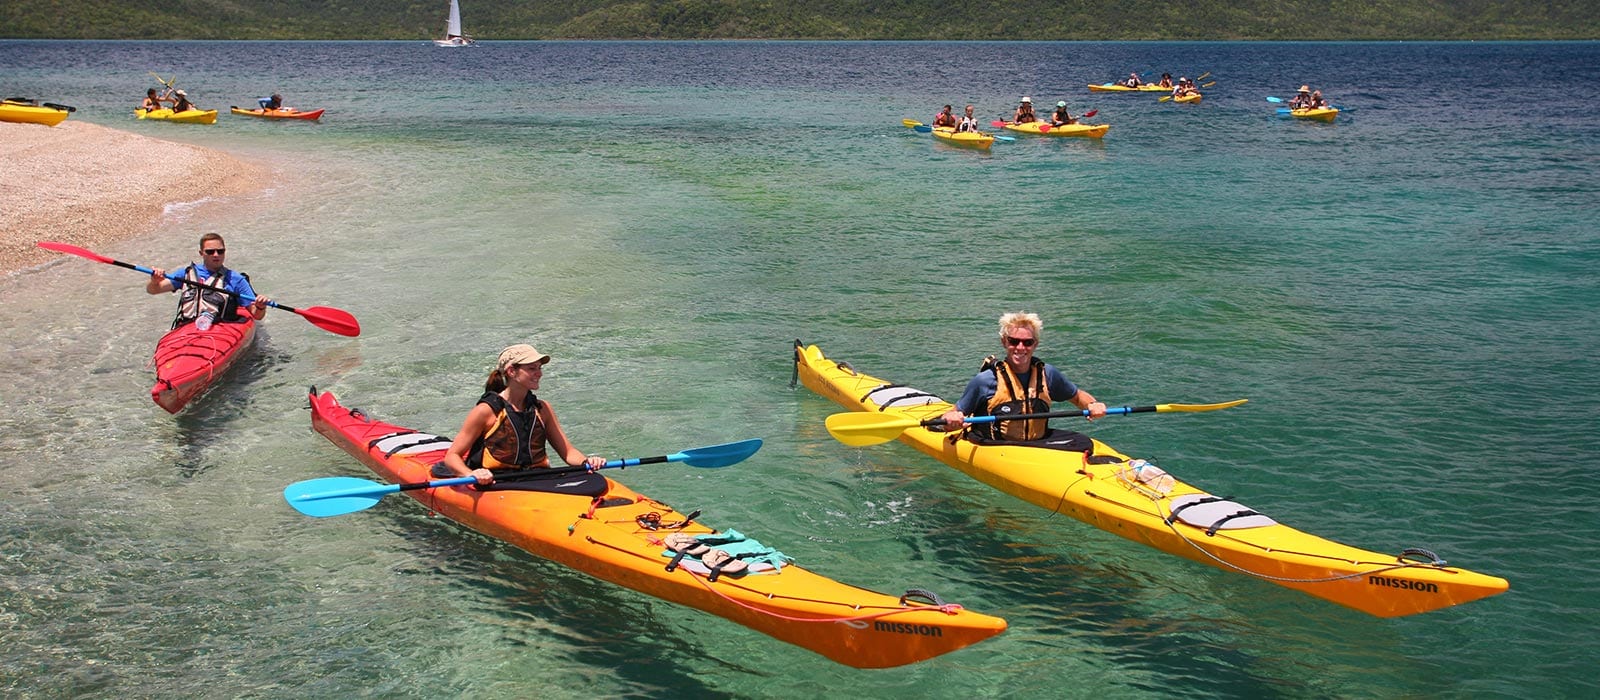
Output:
top-left (1, 98), bottom-right (73, 127)
top-left (300, 388), bottom-right (1007, 668)
top-left (793, 341), bottom-right (1509, 618)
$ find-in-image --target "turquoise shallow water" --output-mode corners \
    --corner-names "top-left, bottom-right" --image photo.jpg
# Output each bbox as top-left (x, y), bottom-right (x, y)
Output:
top-left (2, 40), bottom-right (1598, 698)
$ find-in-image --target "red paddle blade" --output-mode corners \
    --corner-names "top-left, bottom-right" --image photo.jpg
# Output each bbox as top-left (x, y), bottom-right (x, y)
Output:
top-left (298, 306), bottom-right (361, 337)
top-left (1083, 110), bottom-right (1099, 118)
top-left (37, 241), bottom-right (113, 264)
top-left (990, 120), bottom-right (1008, 127)
top-left (1037, 124), bottom-right (1052, 133)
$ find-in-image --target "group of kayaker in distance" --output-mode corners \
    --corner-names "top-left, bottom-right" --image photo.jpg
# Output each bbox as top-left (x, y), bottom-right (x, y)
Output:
top-left (1289, 85), bottom-right (1330, 110)
top-left (142, 86), bottom-right (198, 113)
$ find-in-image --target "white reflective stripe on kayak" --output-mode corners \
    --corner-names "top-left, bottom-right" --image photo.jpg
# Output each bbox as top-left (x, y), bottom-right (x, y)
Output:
top-left (864, 384), bottom-right (944, 408)
top-left (371, 432), bottom-right (453, 456)
top-left (1167, 494), bottom-right (1278, 532)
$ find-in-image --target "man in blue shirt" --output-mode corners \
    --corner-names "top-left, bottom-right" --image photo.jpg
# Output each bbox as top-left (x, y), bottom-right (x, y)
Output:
top-left (145, 233), bottom-right (269, 326)
top-left (941, 311), bottom-right (1106, 441)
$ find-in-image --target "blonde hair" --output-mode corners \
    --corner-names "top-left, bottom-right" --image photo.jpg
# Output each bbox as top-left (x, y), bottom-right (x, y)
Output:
top-left (998, 311), bottom-right (1042, 341)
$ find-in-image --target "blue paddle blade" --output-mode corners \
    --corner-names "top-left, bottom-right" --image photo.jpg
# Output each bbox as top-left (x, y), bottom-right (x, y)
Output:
top-left (993, 134), bottom-right (1015, 142)
top-left (913, 125), bottom-right (931, 133)
top-left (671, 438), bottom-right (763, 468)
top-left (283, 476), bottom-right (391, 517)
top-left (1266, 96), bottom-right (1284, 103)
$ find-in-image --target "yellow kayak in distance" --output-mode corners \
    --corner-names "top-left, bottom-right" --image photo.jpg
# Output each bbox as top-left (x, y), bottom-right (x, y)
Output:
top-left (135, 108), bottom-right (218, 124)
top-left (1088, 83), bottom-right (1169, 93)
top-left (930, 126), bottom-right (994, 149)
top-left (1291, 107), bottom-right (1340, 121)
top-left (1001, 121), bottom-right (1110, 138)
top-left (1173, 93), bottom-right (1203, 103)
top-left (793, 342), bottom-right (1509, 618)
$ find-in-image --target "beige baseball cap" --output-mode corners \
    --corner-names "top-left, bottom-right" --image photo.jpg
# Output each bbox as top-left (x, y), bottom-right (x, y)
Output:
top-left (497, 344), bottom-right (550, 372)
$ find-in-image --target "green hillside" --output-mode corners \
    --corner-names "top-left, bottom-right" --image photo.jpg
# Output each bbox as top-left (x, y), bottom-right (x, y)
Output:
top-left (3, 0), bottom-right (1595, 40)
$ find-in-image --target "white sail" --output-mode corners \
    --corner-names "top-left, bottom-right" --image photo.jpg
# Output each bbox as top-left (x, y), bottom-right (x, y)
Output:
top-left (444, 0), bottom-right (462, 37)
top-left (434, 0), bottom-right (475, 46)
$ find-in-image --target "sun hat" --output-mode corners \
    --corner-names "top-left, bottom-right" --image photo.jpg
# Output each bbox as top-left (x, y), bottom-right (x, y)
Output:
top-left (175, 89), bottom-right (187, 96)
top-left (1020, 96), bottom-right (1031, 103)
top-left (497, 344), bottom-right (550, 372)
top-left (1056, 101), bottom-right (1067, 107)
top-left (1298, 85), bottom-right (1310, 93)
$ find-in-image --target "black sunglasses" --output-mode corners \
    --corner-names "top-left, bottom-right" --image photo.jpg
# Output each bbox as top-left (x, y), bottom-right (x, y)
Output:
top-left (202, 248), bottom-right (226, 255)
top-left (1004, 336), bottom-right (1036, 347)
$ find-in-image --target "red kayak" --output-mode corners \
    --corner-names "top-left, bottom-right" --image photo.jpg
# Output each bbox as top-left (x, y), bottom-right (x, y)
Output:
top-left (151, 317), bottom-right (257, 413)
top-left (229, 106), bottom-right (325, 120)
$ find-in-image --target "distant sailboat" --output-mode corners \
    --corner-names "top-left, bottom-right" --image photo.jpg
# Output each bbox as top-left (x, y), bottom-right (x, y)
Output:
top-left (433, 0), bottom-right (475, 46)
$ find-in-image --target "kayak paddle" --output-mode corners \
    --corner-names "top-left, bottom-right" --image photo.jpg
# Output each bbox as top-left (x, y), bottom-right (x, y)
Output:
top-left (283, 438), bottom-right (763, 517)
top-left (902, 118), bottom-right (923, 128)
top-left (913, 125), bottom-right (932, 133)
top-left (824, 400), bottom-right (1248, 447)
top-left (37, 241), bottom-right (361, 337)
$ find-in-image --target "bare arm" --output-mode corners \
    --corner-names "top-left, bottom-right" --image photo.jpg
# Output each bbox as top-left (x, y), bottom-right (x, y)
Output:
top-left (441, 404), bottom-right (496, 484)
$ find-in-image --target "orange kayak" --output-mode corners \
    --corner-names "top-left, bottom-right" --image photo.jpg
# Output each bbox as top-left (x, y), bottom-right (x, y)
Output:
top-left (229, 106), bottom-right (325, 120)
top-left (151, 317), bottom-right (256, 413)
top-left (306, 388), bottom-right (1006, 667)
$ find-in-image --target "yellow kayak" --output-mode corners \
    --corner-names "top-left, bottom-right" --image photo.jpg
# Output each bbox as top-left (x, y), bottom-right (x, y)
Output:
top-left (1088, 83), bottom-right (1169, 93)
top-left (930, 126), bottom-right (993, 149)
top-left (1001, 121), bottom-right (1109, 138)
top-left (1173, 93), bottom-right (1203, 104)
top-left (1291, 107), bottom-right (1339, 122)
top-left (1, 99), bottom-right (71, 127)
top-left (135, 108), bottom-right (218, 124)
top-left (794, 342), bottom-right (1509, 618)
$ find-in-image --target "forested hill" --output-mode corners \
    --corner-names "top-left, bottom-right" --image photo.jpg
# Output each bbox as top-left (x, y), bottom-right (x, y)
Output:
top-left (3, 0), bottom-right (1595, 40)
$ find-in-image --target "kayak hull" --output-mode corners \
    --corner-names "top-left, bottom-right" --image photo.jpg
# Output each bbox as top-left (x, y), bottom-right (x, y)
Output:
top-left (930, 126), bottom-right (993, 149)
top-left (1291, 107), bottom-right (1339, 121)
top-left (306, 388), bottom-right (1006, 668)
top-left (0, 101), bottom-right (70, 127)
top-left (230, 107), bottom-right (325, 120)
top-left (135, 108), bottom-right (219, 124)
top-left (1174, 93), bottom-right (1203, 103)
top-left (793, 342), bottom-right (1509, 618)
top-left (1001, 121), bottom-right (1110, 138)
top-left (151, 317), bottom-right (257, 413)
top-left (1087, 83), bottom-right (1168, 93)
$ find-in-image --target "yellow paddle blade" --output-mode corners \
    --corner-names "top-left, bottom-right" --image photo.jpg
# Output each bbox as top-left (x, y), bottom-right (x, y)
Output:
top-left (902, 119), bottom-right (923, 128)
top-left (1158, 96), bottom-right (1173, 102)
top-left (1154, 399), bottom-right (1248, 413)
top-left (824, 412), bottom-right (925, 447)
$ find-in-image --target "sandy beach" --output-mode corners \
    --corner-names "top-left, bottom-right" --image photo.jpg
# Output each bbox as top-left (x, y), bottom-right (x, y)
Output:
top-left (0, 120), bottom-right (267, 274)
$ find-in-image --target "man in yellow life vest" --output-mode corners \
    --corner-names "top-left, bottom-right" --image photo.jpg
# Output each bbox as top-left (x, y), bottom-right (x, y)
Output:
top-left (940, 311), bottom-right (1107, 441)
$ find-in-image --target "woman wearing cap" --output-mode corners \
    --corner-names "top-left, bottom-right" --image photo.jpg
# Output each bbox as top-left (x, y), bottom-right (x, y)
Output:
top-left (1013, 97), bottom-right (1037, 124)
top-left (171, 89), bottom-right (197, 113)
top-left (1050, 100), bottom-right (1076, 127)
top-left (438, 344), bottom-right (607, 486)
top-left (1289, 85), bottom-right (1313, 109)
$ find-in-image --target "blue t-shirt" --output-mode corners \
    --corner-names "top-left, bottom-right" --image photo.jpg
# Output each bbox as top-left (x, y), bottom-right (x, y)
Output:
top-left (954, 362), bottom-right (1079, 415)
top-left (165, 265), bottom-right (257, 301)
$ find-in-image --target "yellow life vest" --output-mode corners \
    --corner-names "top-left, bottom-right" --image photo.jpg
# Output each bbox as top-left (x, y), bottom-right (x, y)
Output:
top-left (985, 358), bottom-right (1052, 441)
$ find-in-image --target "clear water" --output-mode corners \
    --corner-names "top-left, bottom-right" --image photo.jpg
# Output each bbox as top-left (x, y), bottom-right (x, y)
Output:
top-left (2, 40), bottom-right (1598, 698)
